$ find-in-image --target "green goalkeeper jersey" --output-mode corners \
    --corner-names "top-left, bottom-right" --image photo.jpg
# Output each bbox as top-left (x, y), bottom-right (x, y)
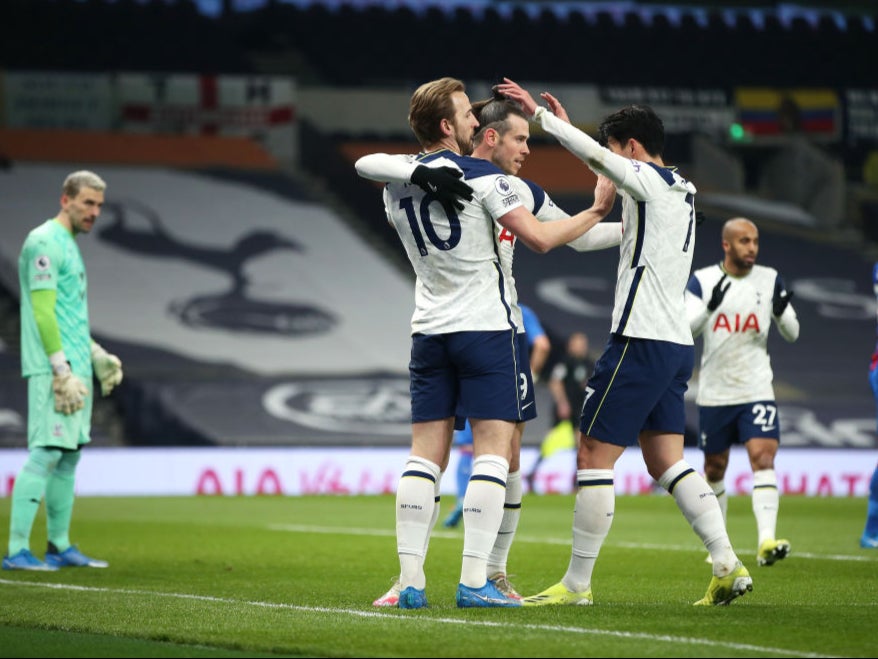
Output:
top-left (19, 218), bottom-right (92, 377)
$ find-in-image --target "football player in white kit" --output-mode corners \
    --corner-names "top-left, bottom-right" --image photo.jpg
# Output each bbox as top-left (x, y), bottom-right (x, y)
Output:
top-left (355, 77), bottom-right (613, 609)
top-left (365, 90), bottom-right (620, 607)
top-left (498, 77), bottom-right (752, 607)
top-left (685, 217), bottom-right (799, 567)
top-left (466, 93), bottom-right (622, 598)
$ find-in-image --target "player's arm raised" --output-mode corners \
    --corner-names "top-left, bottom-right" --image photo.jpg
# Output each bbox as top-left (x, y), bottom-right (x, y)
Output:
top-left (498, 173), bottom-right (615, 253)
top-left (497, 78), bottom-right (631, 190)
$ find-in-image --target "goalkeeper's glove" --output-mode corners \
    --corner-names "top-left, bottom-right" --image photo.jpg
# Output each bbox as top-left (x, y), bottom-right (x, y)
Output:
top-left (707, 274), bottom-right (731, 312)
top-left (410, 165), bottom-right (473, 212)
top-left (49, 353), bottom-right (89, 415)
top-left (772, 287), bottom-right (794, 317)
top-left (91, 342), bottom-right (123, 396)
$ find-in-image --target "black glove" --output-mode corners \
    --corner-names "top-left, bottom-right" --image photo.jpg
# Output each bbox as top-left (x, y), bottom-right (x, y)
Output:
top-left (707, 274), bottom-right (730, 312)
top-left (772, 287), bottom-right (794, 317)
top-left (410, 165), bottom-right (473, 212)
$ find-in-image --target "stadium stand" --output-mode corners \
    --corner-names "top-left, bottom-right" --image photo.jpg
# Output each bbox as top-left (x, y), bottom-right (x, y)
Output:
top-left (0, 0), bottom-right (872, 86)
top-left (1, 0), bottom-right (877, 450)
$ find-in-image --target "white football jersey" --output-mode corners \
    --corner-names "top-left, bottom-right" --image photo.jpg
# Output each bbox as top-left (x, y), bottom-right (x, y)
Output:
top-left (535, 108), bottom-right (697, 345)
top-left (379, 150), bottom-right (526, 335)
top-left (685, 263), bottom-right (800, 405)
top-left (359, 149), bottom-right (619, 336)
top-left (498, 177), bottom-right (567, 331)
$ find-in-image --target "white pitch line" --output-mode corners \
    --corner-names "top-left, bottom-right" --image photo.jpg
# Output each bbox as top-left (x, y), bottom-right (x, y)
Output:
top-left (267, 524), bottom-right (878, 562)
top-left (0, 578), bottom-right (841, 658)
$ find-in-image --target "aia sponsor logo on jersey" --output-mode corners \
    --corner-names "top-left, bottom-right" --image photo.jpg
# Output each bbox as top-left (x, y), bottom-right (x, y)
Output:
top-left (498, 227), bottom-right (516, 245)
top-left (712, 313), bottom-right (760, 333)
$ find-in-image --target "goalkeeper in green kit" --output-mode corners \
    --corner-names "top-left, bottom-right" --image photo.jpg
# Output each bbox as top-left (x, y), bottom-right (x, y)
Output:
top-left (3, 170), bottom-right (122, 571)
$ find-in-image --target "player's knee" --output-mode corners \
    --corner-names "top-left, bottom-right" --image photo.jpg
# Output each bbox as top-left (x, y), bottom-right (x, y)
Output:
top-left (26, 447), bottom-right (64, 477)
top-left (748, 442), bottom-right (777, 471)
top-left (56, 449), bottom-right (82, 475)
top-left (703, 457), bottom-right (727, 481)
top-left (750, 455), bottom-right (776, 472)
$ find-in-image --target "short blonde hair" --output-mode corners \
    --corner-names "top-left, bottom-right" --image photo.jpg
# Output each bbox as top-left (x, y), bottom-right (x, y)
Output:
top-left (63, 170), bottom-right (107, 198)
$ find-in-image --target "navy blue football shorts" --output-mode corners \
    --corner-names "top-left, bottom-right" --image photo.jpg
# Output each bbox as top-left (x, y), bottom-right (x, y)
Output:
top-left (698, 400), bottom-right (781, 453)
top-left (410, 329), bottom-right (536, 425)
top-left (579, 334), bottom-right (694, 447)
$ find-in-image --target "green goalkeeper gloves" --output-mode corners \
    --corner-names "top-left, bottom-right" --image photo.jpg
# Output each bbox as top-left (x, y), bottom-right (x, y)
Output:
top-left (91, 342), bottom-right (123, 396)
top-left (50, 359), bottom-right (89, 415)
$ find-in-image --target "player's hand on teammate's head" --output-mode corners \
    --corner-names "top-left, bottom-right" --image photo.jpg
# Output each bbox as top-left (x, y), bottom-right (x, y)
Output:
top-left (496, 78), bottom-right (538, 116)
top-left (410, 165), bottom-right (473, 212)
top-left (707, 274), bottom-right (731, 312)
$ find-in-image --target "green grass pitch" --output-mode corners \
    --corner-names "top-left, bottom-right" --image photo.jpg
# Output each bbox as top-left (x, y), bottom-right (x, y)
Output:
top-left (0, 493), bottom-right (875, 657)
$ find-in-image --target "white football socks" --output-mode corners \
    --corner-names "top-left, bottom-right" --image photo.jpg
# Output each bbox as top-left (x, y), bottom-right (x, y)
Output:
top-left (487, 469), bottom-right (522, 577)
top-left (564, 468), bottom-right (614, 593)
top-left (659, 460), bottom-right (738, 576)
top-left (396, 456), bottom-right (441, 590)
top-left (460, 454), bottom-right (509, 588)
top-left (752, 468), bottom-right (780, 545)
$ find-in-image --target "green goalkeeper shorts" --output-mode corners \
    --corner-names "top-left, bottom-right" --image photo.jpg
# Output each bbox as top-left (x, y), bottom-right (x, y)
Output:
top-left (27, 373), bottom-right (93, 450)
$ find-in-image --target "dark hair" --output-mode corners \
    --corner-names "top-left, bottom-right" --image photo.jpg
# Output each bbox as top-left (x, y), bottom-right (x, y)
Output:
top-left (471, 87), bottom-right (528, 145)
top-left (598, 104), bottom-right (664, 156)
